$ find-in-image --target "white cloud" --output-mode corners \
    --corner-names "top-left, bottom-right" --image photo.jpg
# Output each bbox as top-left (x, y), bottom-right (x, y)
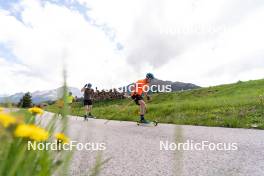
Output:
top-left (0, 0), bottom-right (264, 94)
top-left (79, 0), bottom-right (264, 86)
top-left (0, 57), bottom-right (47, 94)
top-left (0, 0), bottom-right (135, 94)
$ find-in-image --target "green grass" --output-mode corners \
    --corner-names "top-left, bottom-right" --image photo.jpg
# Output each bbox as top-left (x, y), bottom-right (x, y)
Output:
top-left (46, 79), bottom-right (264, 129)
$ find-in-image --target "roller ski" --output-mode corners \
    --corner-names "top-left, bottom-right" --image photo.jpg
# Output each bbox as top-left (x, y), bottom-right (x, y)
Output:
top-left (83, 114), bottom-right (96, 121)
top-left (88, 115), bottom-right (97, 119)
top-left (137, 119), bottom-right (158, 126)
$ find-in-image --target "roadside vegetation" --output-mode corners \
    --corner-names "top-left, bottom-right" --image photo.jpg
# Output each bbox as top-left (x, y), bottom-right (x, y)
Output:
top-left (46, 79), bottom-right (264, 129)
top-left (0, 72), bottom-right (72, 176)
top-left (0, 71), bottom-right (107, 176)
top-left (0, 104), bottom-right (72, 176)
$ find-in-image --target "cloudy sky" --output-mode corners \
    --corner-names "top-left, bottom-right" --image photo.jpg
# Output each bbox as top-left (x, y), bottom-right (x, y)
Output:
top-left (0, 0), bottom-right (264, 95)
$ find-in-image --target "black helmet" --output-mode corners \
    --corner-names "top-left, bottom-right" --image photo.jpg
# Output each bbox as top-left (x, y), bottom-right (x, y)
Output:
top-left (146, 73), bottom-right (154, 80)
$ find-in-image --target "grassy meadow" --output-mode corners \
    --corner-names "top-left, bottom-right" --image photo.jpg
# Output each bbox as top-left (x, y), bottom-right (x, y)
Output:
top-left (46, 79), bottom-right (264, 129)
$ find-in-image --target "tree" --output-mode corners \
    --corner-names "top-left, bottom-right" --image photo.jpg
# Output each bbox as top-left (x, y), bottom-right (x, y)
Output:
top-left (20, 92), bottom-right (32, 108)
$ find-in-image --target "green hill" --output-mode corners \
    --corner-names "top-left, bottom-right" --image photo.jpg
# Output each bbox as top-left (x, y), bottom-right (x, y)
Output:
top-left (46, 79), bottom-right (264, 129)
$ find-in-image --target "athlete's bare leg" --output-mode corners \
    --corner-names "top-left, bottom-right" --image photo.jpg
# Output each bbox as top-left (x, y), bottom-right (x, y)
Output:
top-left (88, 105), bottom-right (92, 114)
top-left (139, 100), bottom-right (146, 115)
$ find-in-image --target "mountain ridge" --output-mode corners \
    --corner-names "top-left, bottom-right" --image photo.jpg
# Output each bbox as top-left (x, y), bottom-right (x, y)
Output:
top-left (0, 79), bottom-right (200, 103)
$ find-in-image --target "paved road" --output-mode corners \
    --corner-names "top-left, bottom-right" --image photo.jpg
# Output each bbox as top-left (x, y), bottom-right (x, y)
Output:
top-left (41, 112), bottom-right (264, 176)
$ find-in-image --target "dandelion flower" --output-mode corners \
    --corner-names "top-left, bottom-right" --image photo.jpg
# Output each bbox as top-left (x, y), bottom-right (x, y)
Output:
top-left (30, 126), bottom-right (49, 141)
top-left (0, 113), bottom-right (16, 128)
top-left (28, 107), bottom-right (44, 115)
top-left (55, 133), bottom-right (69, 143)
top-left (14, 124), bottom-right (49, 141)
top-left (14, 124), bottom-right (33, 138)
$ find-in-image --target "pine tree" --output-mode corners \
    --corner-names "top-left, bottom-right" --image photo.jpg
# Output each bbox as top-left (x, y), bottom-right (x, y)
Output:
top-left (21, 92), bottom-right (32, 108)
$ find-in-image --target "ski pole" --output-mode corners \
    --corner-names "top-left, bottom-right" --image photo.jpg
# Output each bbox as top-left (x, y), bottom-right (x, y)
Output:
top-left (120, 98), bottom-right (134, 111)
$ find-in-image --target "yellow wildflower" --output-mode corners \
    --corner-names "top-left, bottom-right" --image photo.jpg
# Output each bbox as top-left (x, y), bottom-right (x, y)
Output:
top-left (14, 124), bottom-right (49, 141)
top-left (14, 124), bottom-right (32, 137)
top-left (55, 133), bottom-right (69, 143)
top-left (28, 107), bottom-right (44, 115)
top-left (0, 113), bottom-right (16, 128)
top-left (30, 126), bottom-right (49, 141)
top-left (0, 107), bottom-right (3, 112)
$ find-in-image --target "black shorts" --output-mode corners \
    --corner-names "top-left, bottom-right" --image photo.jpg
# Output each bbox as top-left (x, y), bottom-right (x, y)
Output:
top-left (131, 94), bottom-right (143, 105)
top-left (84, 99), bottom-right (93, 106)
